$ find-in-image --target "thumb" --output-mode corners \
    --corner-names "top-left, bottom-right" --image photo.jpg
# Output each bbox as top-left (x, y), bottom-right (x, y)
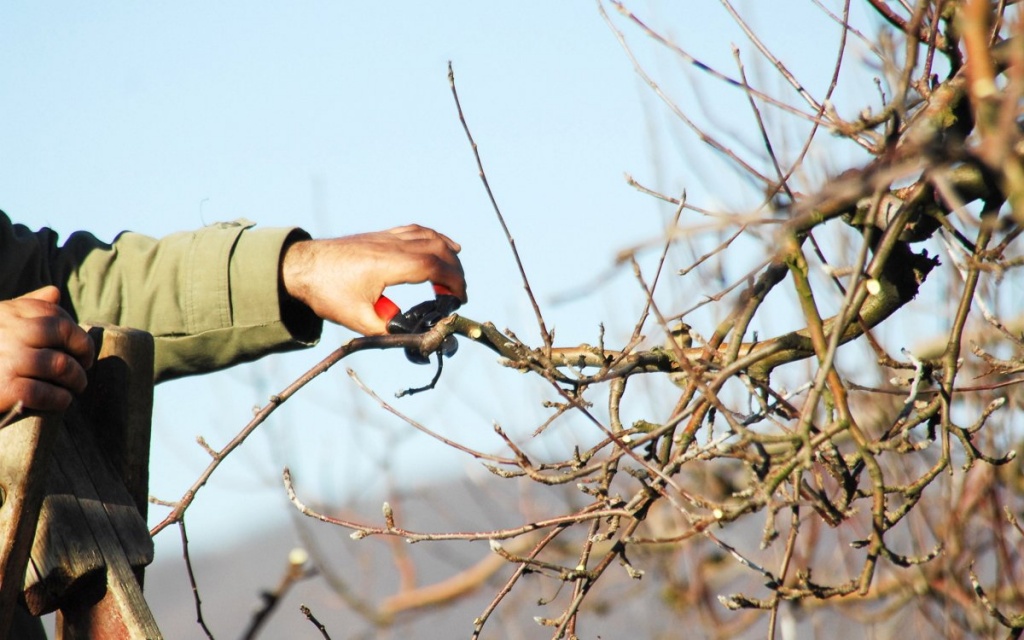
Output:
top-left (19, 285), bottom-right (61, 305)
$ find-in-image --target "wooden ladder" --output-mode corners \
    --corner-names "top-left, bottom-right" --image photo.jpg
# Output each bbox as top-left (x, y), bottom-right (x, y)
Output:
top-left (0, 326), bottom-right (162, 639)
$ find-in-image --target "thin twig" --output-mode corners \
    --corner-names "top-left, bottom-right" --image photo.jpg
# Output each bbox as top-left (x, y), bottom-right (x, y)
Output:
top-left (241, 549), bottom-right (315, 640)
top-left (285, 467), bottom-right (630, 543)
top-left (448, 61), bottom-right (552, 353)
top-left (0, 401), bottom-right (23, 430)
top-left (609, 1), bottom-right (825, 125)
top-left (599, 0), bottom-right (775, 185)
top-left (179, 518), bottom-right (215, 640)
top-left (347, 368), bottom-right (516, 464)
top-left (299, 605), bottom-right (332, 640)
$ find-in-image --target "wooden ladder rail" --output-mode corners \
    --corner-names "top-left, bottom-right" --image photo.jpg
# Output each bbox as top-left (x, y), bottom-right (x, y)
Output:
top-left (0, 411), bottom-right (60, 636)
top-left (0, 325), bottom-right (162, 639)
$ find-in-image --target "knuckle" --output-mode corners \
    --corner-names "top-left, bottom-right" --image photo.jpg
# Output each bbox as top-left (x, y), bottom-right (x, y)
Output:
top-left (414, 236), bottom-right (451, 258)
top-left (10, 379), bottom-right (71, 412)
top-left (33, 314), bottom-right (77, 347)
top-left (48, 351), bottom-right (75, 378)
top-left (417, 252), bottom-right (446, 274)
top-left (26, 349), bottom-right (84, 391)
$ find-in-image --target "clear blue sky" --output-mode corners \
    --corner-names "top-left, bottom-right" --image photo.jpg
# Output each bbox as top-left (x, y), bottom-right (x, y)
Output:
top-left (0, 1), bottom-right (880, 564)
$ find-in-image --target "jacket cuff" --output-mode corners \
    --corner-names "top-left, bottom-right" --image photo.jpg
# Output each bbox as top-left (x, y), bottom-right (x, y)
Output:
top-left (227, 224), bottom-right (323, 346)
top-left (153, 221), bottom-right (323, 382)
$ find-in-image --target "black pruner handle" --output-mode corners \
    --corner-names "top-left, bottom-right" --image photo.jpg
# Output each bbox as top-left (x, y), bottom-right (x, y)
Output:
top-left (374, 284), bottom-right (461, 364)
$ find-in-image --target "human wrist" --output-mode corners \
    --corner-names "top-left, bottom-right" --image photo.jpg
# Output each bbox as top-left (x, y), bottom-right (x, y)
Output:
top-left (280, 234), bottom-right (314, 302)
top-left (279, 233), bottom-right (321, 339)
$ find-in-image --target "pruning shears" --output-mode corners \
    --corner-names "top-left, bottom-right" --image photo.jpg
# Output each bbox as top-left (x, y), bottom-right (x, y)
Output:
top-left (374, 284), bottom-right (461, 364)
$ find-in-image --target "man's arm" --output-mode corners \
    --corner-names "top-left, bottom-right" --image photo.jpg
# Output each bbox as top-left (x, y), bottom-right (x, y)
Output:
top-left (0, 212), bottom-right (466, 412)
top-left (61, 219), bottom-right (324, 382)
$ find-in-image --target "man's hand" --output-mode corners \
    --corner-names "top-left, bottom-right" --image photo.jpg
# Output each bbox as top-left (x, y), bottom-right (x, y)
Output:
top-left (281, 224), bottom-right (467, 336)
top-left (0, 286), bottom-right (95, 414)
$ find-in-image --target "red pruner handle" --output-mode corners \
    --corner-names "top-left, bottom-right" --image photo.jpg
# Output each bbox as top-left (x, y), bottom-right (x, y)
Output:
top-left (374, 296), bottom-right (400, 322)
top-left (432, 284), bottom-right (454, 297)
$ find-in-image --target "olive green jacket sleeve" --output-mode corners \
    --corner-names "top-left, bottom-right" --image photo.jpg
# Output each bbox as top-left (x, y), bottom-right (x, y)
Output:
top-left (0, 211), bottom-right (323, 382)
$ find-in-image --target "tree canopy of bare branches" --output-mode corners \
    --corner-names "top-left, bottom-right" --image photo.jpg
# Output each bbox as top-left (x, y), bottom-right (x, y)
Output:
top-left (154, 2), bottom-right (1024, 638)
